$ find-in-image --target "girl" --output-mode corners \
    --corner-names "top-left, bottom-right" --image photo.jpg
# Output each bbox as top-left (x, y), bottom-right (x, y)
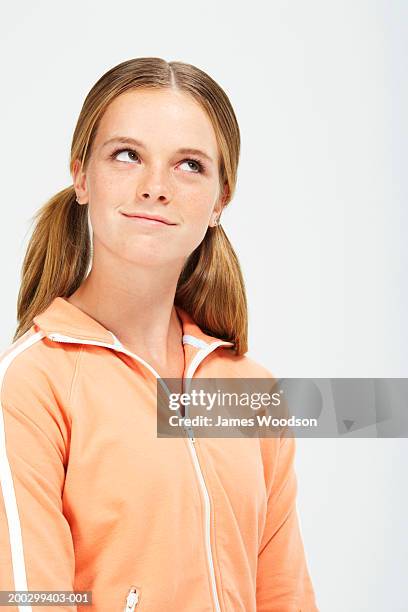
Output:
top-left (0, 57), bottom-right (318, 611)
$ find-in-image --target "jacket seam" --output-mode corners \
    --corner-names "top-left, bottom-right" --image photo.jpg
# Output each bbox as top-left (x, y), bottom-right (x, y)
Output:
top-left (67, 344), bottom-right (85, 417)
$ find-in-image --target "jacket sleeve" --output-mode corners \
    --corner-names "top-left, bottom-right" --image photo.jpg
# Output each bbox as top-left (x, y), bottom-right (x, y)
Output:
top-left (0, 361), bottom-right (77, 611)
top-left (256, 432), bottom-right (319, 611)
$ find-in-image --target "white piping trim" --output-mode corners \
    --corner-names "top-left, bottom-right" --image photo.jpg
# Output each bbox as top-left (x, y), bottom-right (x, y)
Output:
top-left (0, 330), bottom-right (45, 612)
top-left (110, 332), bottom-right (124, 349)
top-left (182, 334), bottom-right (209, 350)
top-left (185, 341), bottom-right (233, 389)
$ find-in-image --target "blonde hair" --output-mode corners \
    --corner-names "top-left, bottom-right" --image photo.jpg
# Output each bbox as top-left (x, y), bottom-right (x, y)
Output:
top-left (13, 57), bottom-right (248, 354)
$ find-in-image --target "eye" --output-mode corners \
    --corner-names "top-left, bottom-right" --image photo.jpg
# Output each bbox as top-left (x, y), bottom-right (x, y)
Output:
top-left (179, 158), bottom-right (206, 174)
top-left (110, 148), bottom-right (139, 163)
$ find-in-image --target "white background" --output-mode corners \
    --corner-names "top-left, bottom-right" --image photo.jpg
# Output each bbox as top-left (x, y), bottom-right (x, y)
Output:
top-left (1, 1), bottom-right (407, 610)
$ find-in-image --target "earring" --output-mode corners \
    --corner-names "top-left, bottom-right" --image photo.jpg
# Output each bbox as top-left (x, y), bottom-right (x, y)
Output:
top-left (209, 215), bottom-right (221, 229)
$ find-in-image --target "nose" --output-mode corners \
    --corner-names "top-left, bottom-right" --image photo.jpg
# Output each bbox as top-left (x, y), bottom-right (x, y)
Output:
top-left (140, 191), bottom-right (168, 203)
top-left (136, 166), bottom-right (172, 204)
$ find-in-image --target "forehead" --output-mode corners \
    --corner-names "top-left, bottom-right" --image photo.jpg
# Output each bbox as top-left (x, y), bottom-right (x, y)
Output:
top-left (94, 88), bottom-right (219, 155)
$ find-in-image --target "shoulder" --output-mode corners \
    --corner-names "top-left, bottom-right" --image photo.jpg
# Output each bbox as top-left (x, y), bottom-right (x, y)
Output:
top-left (0, 328), bottom-right (75, 457)
top-left (214, 347), bottom-right (277, 380)
top-left (0, 327), bottom-right (81, 408)
top-left (213, 347), bottom-right (292, 457)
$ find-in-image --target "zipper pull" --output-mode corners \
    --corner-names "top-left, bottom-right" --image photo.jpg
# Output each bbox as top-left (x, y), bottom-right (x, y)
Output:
top-left (124, 586), bottom-right (139, 611)
top-left (184, 426), bottom-right (196, 444)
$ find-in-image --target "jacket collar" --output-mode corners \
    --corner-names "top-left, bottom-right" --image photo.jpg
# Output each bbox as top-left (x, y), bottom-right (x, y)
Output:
top-left (33, 296), bottom-right (233, 352)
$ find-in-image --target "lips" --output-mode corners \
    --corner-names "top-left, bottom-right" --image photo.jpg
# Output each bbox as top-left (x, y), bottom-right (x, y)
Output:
top-left (120, 212), bottom-right (175, 225)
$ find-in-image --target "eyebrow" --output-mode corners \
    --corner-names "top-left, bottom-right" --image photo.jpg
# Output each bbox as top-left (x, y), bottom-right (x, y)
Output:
top-left (101, 136), bottom-right (214, 164)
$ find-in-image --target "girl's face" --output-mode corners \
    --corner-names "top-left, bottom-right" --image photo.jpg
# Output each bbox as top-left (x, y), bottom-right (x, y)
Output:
top-left (73, 88), bottom-right (226, 268)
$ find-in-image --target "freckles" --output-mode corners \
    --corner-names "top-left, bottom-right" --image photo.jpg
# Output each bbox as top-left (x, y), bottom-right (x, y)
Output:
top-left (185, 186), bottom-right (213, 207)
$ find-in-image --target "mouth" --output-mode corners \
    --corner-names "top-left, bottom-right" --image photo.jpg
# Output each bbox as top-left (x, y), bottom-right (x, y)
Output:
top-left (120, 212), bottom-right (176, 226)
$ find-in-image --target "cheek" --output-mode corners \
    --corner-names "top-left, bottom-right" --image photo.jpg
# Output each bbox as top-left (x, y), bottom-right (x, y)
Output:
top-left (181, 186), bottom-right (215, 224)
top-left (179, 193), bottom-right (214, 240)
top-left (173, 218), bottom-right (212, 264)
top-left (88, 170), bottom-right (120, 203)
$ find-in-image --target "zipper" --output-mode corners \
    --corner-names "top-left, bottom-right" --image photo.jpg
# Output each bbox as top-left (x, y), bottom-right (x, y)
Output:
top-left (182, 342), bottom-right (230, 612)
top-left (47, 330), bottom-right (233, 612)
top-left (123, 585), bottom-right (140, 611)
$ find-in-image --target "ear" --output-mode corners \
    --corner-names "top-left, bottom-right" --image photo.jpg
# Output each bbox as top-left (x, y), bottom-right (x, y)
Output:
top-left (72, 159), bottom-right (89, 205)
top-left (210, 182), bottom-right (229, 226)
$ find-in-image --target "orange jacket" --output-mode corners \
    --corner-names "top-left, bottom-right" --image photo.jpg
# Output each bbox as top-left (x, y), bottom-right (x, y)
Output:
top-left (0, 297), bottom-right (319, 611)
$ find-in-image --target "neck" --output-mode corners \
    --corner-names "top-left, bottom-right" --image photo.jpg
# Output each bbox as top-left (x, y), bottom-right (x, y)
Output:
top-left (66, 247), bottom-right (186, 365)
